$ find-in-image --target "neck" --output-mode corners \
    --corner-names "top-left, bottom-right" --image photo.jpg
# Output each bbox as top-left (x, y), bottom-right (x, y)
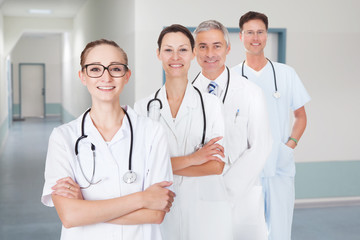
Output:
top-left (165, 76), bottom-right (188, 101)
top-left (202, 65), bottom-right (226, 80)
top-left (164, 76), bottom-right (188, 118)
top-left (90, 102), bottom-right (124, 131)
top-left (245, 53), bottom-right (268, 71)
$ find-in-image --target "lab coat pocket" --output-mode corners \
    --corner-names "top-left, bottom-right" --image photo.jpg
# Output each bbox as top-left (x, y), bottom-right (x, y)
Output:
top-left (198, 175), bottom-right (227, 201)
top-left (226, 115), bottom-right (248, 164)
top-left (277, 143), bottom-right (295, 176)
top-left (233, 185), bottom-right (264, 224)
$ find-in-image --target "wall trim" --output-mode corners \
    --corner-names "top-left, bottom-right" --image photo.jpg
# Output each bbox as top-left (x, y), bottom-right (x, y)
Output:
top-left (295, 196), bottom-right (360, 209)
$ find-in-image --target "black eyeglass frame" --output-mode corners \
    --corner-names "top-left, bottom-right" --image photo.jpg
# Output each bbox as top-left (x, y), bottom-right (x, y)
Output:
top-left (82, 63), bottom-right (129, 78)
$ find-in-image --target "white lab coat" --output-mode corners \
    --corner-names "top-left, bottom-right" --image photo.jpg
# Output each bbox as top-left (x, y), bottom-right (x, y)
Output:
top-left (193, 67), bottom-right (272, 240)
top-left (41, 106), bottom-right (173, 240)
top-left (232, 62), bottom-right (311, 240)
top-left (134, 82), bottom-right (233, 240)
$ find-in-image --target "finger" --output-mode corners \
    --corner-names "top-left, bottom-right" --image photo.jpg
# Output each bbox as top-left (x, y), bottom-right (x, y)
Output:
top-left (204, 136), bottom-right (223, 146)
top-left (156, 181), bottom-right (173, 188)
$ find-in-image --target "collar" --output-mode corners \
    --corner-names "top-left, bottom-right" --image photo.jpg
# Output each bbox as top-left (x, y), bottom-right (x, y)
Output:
top-left (198, 66), bottom-right (229, 96)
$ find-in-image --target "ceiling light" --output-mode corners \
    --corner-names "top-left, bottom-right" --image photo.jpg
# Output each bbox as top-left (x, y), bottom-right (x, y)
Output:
top-left (28, 9), bottom-right (52, 15)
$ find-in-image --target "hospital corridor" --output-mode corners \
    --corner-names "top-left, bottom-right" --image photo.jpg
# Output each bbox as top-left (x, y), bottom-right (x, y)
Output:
top-left (1, 0), bottom-right (360, 239)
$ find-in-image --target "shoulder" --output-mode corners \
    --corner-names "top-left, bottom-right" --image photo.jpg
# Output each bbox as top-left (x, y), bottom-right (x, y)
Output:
top-left (272, 61), bottom-right (297, 74)
top-left (51, 115), bottom-right (81, 138)
top-left (127, 106), bottom-right (164, 136)
top-left (229, 69), bottom-right (263, 94)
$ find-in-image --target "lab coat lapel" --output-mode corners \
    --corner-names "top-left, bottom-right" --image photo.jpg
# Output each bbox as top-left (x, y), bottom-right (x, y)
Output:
top-left (174, 83), bottom-right (196, 124)
top-left (158, 86), bottom-right (178, 139)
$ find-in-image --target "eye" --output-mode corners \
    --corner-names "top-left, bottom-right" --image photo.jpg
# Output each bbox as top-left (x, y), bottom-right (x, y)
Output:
top-left (179, 48), bottom-right (188, 52)
top-left (164, 48), bottom-right (172, 52)
top-left (88, 66), bottom-right (102, 72)
top-left (215, 44), bottom-right (222, 49)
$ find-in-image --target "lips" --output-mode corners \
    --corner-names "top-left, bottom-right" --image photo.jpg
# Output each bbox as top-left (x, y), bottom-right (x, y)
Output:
top-left (251, 43), bottom-right (260, 46)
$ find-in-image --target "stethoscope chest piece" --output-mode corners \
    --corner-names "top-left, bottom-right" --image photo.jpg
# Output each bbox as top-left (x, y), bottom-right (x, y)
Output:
top-left (273, 91), bottom-right (281, 99)
top-left (123, 170), bottom-right (137, 184)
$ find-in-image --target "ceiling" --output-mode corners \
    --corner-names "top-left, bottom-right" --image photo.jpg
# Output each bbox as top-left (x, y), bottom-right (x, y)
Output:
top-left (0, 0), bottom-right (87, 18)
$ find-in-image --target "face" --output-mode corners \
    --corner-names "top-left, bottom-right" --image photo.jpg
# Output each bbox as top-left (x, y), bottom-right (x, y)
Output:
top-left (79, 44), bottom-right (131, 103)
top-left (157, 32), bottom-right (194, 79)
top-left (195, 29), bottom-right (230, 80)
top-left (240, 19), bottom-right (268, 56)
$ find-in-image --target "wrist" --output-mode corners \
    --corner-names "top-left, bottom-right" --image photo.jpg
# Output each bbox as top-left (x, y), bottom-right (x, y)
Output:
top-left (288, 137), bottom-right (298, 146)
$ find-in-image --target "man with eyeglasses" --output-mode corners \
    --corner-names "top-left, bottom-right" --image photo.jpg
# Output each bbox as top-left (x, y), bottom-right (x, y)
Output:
top-left (232, 11), bottom-right (311, 240)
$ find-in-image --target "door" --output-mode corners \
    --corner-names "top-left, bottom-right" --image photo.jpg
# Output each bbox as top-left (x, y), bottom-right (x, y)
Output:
top-left (19, 63), bottom-right (45, 118)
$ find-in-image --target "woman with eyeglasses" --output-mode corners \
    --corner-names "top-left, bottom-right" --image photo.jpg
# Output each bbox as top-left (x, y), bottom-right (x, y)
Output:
top-left (134, 25), bottom-right (233, 240)
top-left (41, 39), bottom-right (175, 240)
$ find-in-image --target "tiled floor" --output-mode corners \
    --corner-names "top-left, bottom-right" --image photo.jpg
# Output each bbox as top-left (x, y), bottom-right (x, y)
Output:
top-left (0, 117), bottom-right (359, 240)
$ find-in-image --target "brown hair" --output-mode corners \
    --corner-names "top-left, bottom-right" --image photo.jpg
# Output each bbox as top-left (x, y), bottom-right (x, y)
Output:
top-left (239, 11), bottom-right (268, 32)
top-left (80, 39), bottom-right (128, 69)
top-left (157, 24), bottom-right (195, 51)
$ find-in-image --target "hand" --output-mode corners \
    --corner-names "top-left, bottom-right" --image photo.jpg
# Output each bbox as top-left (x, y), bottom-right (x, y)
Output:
top-left (51, 177), bottom-right (84, 200)
top-left (189, 136), bottom-right (225, 166)
top-left (143, 181), bottom-right (175, 212)
top-left (286, 140), bottom-right (296, 149)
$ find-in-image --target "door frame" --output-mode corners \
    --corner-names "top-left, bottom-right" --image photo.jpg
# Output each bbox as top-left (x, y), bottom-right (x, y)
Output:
top-left (18, 63), bottom-right (46, 118)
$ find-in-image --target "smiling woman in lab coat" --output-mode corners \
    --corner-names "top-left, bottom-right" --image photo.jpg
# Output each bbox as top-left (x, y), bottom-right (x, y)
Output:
top-left (134, 25), bottom-right (233, 240)
top-left (41, 39), bottom-right (175, 240)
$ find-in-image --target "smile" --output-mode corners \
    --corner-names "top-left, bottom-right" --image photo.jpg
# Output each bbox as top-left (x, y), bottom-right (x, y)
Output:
top-left (169, 64), bottom-right (183, 68)
top-left (97, 86), bottom-right (115, 90)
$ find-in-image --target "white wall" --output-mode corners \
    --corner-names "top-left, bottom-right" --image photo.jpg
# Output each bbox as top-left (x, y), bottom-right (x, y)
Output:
top-left (133, 0), bottom-right (360, 163)
top-left (0, 9), bottom-right (7, 126)
top-left (64, 0), bottom-right (135, 118)
top-left (11, 34), bottom-right (62, 113)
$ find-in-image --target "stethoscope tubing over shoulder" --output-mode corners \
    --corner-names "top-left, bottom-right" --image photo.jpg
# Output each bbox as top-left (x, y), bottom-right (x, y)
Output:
top-left (146, 85), bottom-right (207, 151)
top-left (241, 58), bottom-right (280, 99)
top-left (75, 107), bottom-right (137, 188)
top-left (192, 66), bottom-right (230, 104)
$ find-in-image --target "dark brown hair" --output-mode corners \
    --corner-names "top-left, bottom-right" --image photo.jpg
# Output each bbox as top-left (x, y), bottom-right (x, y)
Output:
top-left (239, 11), bottom-right (268, 32)
top-left (157, 24), bottom-right (195, 51)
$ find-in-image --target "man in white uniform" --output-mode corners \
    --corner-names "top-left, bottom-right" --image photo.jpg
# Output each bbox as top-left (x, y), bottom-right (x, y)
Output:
top-left (232, 11), bottom-right (311, 240)
top-left (192, 20), bottom-right (272, 240)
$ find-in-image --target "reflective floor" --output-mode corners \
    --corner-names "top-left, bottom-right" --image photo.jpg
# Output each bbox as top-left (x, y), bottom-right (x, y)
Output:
top-left (0, 117), bottom-right (359, 240)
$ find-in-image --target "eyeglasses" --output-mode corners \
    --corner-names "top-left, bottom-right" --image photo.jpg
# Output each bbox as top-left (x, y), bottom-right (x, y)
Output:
top-left (83, 64), bottom-right (128, 78)
top-left (242, 30), bottom-right (267, 37)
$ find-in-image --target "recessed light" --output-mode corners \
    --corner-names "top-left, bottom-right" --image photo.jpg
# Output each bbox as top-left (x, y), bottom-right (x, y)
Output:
top-left (28, 9), bottom-right (52, 15)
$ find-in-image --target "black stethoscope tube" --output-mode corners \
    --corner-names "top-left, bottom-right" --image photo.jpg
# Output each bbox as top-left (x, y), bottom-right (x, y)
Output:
top-left (147, 86), bottom-right (206, 148)
top-left (242, 58), bottom-right (278, 93)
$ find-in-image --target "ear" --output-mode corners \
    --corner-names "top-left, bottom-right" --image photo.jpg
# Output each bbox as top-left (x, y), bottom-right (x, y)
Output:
top-left (124, 69), bottom-right (131, 84)
top-left (156, 48), bottom-right (161, 60)
top-left (239, 32), bottom-right (243, 41)
top-left (79, 70), bottom-right (87, 86)
top-left (226, 44), bottom-right (231, 55)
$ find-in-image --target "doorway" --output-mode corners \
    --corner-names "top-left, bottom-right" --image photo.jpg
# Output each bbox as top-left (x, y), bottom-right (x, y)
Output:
top-left (19, 63), bottom-right (46, 118)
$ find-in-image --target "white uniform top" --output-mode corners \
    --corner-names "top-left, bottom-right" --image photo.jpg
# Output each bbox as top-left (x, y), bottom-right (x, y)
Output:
top-left (134, 82), bottom-right (233, 240)
top-left (193, 68), bottom-right (272, 239)
top-left (41, 106), bottom-right (173, 240)
top-left (232, 61), bottom-right (311, 177)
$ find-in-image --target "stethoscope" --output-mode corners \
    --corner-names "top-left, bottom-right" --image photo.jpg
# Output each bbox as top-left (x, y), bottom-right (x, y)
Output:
top-left (147, 86), bottom-right (206, 151)
top-left (74, 107), bottom-right (136, 188)
top-left (242, 58), bottom-right (281, 99)
top-left (192, 66), bottom-right (230, 104)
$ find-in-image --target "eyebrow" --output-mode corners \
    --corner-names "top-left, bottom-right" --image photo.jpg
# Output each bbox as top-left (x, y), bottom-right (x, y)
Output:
top-left (198, 42), bottom-right (223, 45)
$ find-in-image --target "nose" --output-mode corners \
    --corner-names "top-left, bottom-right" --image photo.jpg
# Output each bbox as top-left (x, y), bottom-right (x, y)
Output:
top-left (205, 47), bottom-right (215, 58)
top-left (101, 68), bottom-right (113, 82)
top-left (171, 51), bottom-right (180, 60)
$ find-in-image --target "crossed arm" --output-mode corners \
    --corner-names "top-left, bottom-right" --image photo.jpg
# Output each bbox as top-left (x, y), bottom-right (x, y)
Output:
top-left (171, 136), bottom-right (225, 177)
top-left (52, 178), bottom-right (175, 228)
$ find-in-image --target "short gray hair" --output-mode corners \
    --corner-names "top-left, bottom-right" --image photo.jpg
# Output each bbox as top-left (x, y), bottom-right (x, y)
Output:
top-left (194, 20), bottom-right (230, 47)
